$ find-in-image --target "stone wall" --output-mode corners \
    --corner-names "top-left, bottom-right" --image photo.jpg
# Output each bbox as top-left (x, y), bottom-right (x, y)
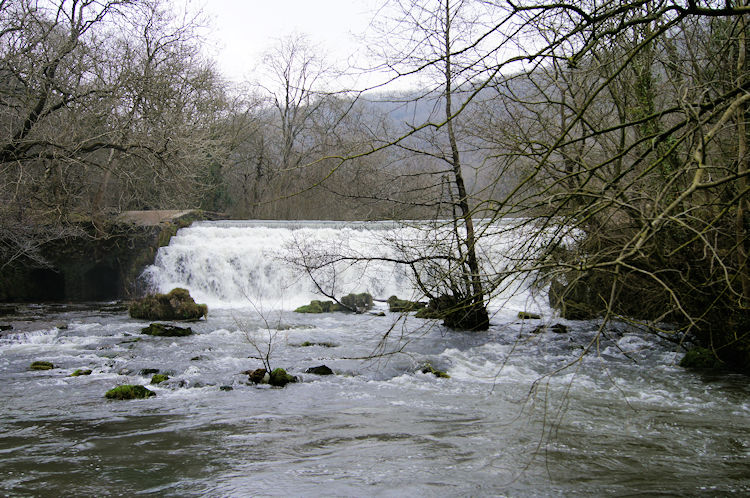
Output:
top-left (0, 210), bottom-right (207, 302)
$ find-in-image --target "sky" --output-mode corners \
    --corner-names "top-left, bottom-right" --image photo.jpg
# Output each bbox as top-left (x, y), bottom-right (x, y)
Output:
top-left (196, 0), bottom-right (381, 86)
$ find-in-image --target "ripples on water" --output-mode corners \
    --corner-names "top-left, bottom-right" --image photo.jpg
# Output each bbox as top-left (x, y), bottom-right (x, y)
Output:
top-left (2, 304), bottom-right (749, 496)
top-left (1, 221), bottom-right (749, 496)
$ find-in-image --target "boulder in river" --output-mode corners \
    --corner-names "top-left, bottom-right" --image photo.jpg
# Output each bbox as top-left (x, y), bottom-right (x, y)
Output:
top-left (305, 365), bottom-right (334, 375)
top-left (386, 295), bottom-right (426, 313)
top-left (340, 292), bottom-right (373, 312)
top-left (269, 368), bottom-right (298, 387)
top-left (518, 311), bottom-right (541, 320)
top-left (150, 374), bottom-right (169, 384)
top-left (70, 369), bottom-right (92, 376)
top-left (105, 384), bottom-right (155, 400)
top-left (129, 288), bottom-right (207, 321)
top-left (247, 368), bottom-right (270, 384)
top-left (30, 361), bottom-right (54, 370)
top-left (141, 323), bottom-right (193, 337)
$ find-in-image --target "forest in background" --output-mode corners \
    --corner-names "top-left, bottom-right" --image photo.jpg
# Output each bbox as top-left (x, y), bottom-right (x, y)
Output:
top-left (2, 0), bottom-right (749, 370)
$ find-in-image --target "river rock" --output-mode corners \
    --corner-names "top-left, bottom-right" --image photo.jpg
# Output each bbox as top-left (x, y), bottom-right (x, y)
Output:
top-left (129, 288), bottom-right (208, 321)
top-left (70, 369), bottom-right (92, 376)
top-left (387, 295), bottom-right (427, 312)
top-left (420, 362), bottom-right (450, 378)
top-left (305, 365), bottom-right (334, 375)
top-left (219, 385), bottom-right (233, 391)
top-left (269, 368), bottom-right (298, 387)
top-left (518, 311), bottom-right (541, 320)
top-left (141, 323), bottom-right (193, 337)
top-left (0, 324), bottom-right (12, 331)
top-left (247, 368), bottom-right (270, 384)
top-left (105, 384), bottom-right (155, 400)
top-left (340, 292), bottom-right (373, 312)
top-left (30, 361), bottom-right (54, 370)
top-left (150, 374), bottom-right (169, 384)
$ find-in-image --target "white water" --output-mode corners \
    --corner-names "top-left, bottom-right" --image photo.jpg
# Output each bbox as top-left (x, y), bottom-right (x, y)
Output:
top-left (144, 219), bottom-right (552, 318)
top-left (2, 220), bottom-right (749, 496)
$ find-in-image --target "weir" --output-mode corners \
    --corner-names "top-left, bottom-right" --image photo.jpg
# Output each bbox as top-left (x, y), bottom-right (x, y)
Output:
top-left (144, 220), bottom-right (417, 309)
top-left (144, 220), bottom-right (551, 317)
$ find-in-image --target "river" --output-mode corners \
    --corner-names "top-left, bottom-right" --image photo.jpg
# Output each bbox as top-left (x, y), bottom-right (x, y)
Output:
top-left (1, 220), bottom-right (749, 496)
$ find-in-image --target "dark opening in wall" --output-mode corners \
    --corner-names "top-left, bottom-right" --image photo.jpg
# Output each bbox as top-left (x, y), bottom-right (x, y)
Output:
top-left (83, 264), bottom-right (120, 300)
top-left (29, 268), bottom-right (66, 301)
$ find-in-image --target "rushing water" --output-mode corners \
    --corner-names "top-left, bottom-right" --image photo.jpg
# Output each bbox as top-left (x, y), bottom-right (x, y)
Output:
top-left (1, 221), bottom-right (749, 496)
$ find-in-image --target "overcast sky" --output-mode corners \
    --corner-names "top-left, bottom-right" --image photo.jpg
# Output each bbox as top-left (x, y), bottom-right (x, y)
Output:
top-left (197, 0), bottom-right (381, 86)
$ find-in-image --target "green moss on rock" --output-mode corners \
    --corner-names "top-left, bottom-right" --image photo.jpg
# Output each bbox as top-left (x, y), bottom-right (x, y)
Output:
top-left (70, 369), bottom-right (92, 376)
top-left (680, 347), bottom-right (723, 370)
top-left (105, 384), bottom-right (155, 400)
top-left (340, 292), bottom-right (373, 312)
top-left (387, 295), bottom-right (426, 312)
top-left (150, 374), bottom-right (169, 384)
top-left (294, 300), bottom-right (325, 313)
top-left (269, 368), bottom-right (298, 387)
top-left (420, 362), bottom-right (450, 378)
top-left (30, 361), bottom-right (54, 370)
top-left (518, 311), bottom-right (541, 320)
top-left (129, 288), bottom-right (208, 321)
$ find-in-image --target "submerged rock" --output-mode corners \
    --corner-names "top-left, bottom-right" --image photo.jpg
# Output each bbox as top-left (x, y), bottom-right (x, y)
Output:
top-left (129, 288), bottom-right (207, 321)
top-left (0, 324), bottom-right (12, 331)
top-left (70, 369), bottom-right (92, 377)
top-left (150, 374), bottom-right (169, 384)
top-left (219, 385), bottom-right (233, 391)
top-left (305, 365), bottom-right (334, 376)
top-left (30, 361), bottom-right (54, 371)
top-left (139, 368), bottom-right (160, 375)
top-left (531, 323), bottom-right (569, 334)
top-left (141, 323), bottom-right (193, 337)
top-left (420, 362), bottom-right (450, 379)
top-left (105, 384), bottom-right (155, 400)
top-left (269, 368), bottom-right (298, 387)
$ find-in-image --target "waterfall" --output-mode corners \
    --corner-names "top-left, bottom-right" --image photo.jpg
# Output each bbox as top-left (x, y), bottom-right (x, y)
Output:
top-left (143, 219), bottom-right (552, 315)
top-left (143, 220), bottom-right (416, 309)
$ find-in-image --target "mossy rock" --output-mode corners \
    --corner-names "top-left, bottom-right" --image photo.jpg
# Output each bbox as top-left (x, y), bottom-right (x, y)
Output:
top-left (387, 295), bottom-right (426, 312)
top-left (150, 374), bottom-right (169, 384)
top-left (518, 311), bottom-right (541, 320)
top-left (129, 288), bottom-right (208, 321)
top-left (139, 368), bottom-right (160, 375)
top-left (269, 368), bottom-right (298, 387)
top-left (105, 384), bottom-right (155, 400)
top-left (141, 323), bottom-right (193, 337)
top-left (30, 361), bottom-right (54, 370)
top-left (680, 347), bottom-right (723, 370)
top-left (294, 300), bottom-right (324, 313)
top-left (420, 362), bottom-right (450, 378)
top-left (294, 300), bottom-right (346, 313)
top-left (340, 292), bottom-right (373, 312)
top-left (70, 369), bottom-right (92, 377)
